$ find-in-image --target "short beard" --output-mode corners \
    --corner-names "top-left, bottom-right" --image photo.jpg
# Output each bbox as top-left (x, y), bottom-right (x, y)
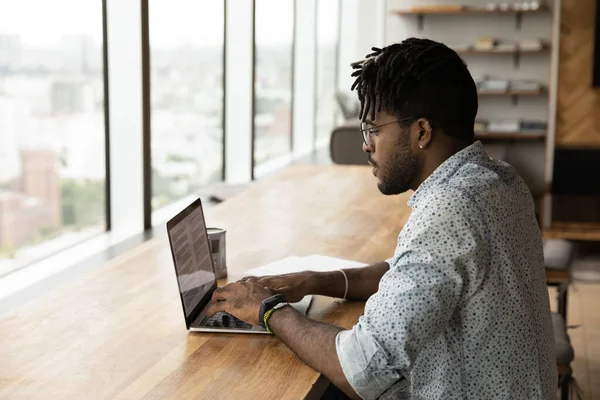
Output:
top-left (377, 136), bottom-right (420, 195)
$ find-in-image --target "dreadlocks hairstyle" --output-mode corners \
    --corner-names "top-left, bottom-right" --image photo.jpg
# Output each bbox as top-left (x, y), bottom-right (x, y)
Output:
top-left (351, 38), bottom-right (478, 142)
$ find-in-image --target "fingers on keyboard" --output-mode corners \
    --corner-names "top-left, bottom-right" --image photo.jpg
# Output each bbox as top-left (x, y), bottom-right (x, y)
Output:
top-left (200, 312), bottom-right (252, 329)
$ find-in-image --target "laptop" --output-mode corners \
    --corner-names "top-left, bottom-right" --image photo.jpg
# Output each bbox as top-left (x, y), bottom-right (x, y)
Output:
top-left (166, 198), bottom-right (310, 333)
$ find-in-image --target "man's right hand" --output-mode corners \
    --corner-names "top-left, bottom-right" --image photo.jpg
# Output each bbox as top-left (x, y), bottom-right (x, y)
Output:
top-left (240, 272), bottom-right (315, 303)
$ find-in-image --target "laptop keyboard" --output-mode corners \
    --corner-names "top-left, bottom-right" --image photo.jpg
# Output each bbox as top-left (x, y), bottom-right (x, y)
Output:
top-left (199, 312), bottom-right (253, 329)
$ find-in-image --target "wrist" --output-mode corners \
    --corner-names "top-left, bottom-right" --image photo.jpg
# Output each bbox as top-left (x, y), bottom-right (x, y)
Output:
top-left (302, 271), bottom-right (321, 294)
top-left (266, 304), bottom-right (297, 334)
top-left (263, 302), bottom-right (289, 333)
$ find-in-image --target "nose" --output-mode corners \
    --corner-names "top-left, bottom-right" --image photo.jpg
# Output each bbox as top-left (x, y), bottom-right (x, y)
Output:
top-left (362, 142), bottom-right (373, 153)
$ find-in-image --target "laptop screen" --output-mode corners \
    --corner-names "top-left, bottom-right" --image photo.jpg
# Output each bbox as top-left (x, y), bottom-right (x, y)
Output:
top-left (167, 199), bottom-right (216, 318)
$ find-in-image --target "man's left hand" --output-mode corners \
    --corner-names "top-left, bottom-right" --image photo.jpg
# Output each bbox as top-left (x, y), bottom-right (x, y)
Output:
top-left (205, 281), bottom-right (273, 325)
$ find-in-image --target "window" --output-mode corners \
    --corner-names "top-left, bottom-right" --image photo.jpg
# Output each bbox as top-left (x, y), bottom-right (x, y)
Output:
top-left (149, 1), bottom-right (225, 211)
top-left (315, 0), bottom-right (340, 146)
top-left (253, 0), bottom-right (294, 170)
top-left (0, 0), bottom-right (106, 277)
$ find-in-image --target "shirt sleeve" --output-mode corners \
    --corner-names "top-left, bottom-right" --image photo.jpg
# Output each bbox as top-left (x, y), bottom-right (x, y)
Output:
top-left (336, 198), bottom-right (486, 399)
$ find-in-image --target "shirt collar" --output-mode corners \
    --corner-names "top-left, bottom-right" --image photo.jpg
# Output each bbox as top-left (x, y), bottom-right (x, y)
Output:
top-left (408, 140), bottom-right (487, 208)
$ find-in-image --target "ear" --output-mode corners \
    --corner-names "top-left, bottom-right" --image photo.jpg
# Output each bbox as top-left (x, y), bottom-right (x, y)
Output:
top-left (415, 118), bottom-right (433, 150)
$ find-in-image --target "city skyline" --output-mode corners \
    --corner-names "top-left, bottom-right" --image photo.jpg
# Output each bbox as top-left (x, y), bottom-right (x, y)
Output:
top-left (0, 17), bottom-right (107, 278)
top-left (0, 0), bottom-right (340, 278)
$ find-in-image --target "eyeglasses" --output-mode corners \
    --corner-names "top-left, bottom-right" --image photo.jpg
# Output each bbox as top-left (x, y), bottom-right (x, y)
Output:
top-left (360, 116), bottom-right (419, 146)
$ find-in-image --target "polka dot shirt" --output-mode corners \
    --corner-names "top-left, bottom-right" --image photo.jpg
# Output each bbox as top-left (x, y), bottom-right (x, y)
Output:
top-left (336, 141), bottom-right (557, 399)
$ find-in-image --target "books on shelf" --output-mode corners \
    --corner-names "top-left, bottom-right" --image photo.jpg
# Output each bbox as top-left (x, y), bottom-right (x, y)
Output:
top-left (488, 120), bottom-right (521, 132)
top-left (474, 120), bottom-right (489, 132)
top-left (453, 38), bottom-right (546, 53)
top-left (474, 1), bottom-right (544, 12)
top-left (510, 80), bottom-right (543, 91)
top-left (476, 76), bottom-right (510, 91)
top-left (519, 38), bottom-right (545, 51)
top-left (521, 120), bottom-right (547, 132)
top-left (474, 76), bottom-right (544, 93)
top-left (474, 119), bottom-right (547, 135)
top-left (514, 1), bottom-right (543, 11)
top-left (494, 43), bottom-right (518, 52)
top-left (474, 36), bottom-right (498, 51)
top-left (397, 1), bottom-right (546, 14)
top-left (448, 43), bottom-right (472, 51)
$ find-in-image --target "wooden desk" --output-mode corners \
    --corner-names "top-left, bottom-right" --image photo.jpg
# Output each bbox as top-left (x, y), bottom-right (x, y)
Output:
top-left (0, 165), bottom-right (412, 400)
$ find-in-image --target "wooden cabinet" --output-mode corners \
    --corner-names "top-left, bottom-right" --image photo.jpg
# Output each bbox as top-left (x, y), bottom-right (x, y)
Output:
top-left (555, 0), bottom-right (600, 149)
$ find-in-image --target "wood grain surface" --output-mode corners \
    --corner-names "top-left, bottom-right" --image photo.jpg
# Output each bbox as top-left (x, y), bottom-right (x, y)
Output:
top-left (0, 165), bottom-right (412, 400)
top-left (556, 0), bottom-right (600, 148)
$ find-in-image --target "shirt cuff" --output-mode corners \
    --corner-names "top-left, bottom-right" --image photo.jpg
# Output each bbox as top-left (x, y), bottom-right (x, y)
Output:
top-left (335, 326), bottom-right (401, 400)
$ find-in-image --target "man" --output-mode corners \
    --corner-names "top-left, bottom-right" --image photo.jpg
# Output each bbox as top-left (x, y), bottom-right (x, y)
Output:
top-left (207, 38), bottom-right (557, 399)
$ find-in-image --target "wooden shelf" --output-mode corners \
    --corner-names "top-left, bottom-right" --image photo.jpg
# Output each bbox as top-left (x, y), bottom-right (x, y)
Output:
top-left (475, 132), bottom-right (546, 140)
top-left (393, 5), bottom-right (550, 16)
top-left (478, 89), bottom-right (546, 97)
top-left (455, 47), bottom-right (549, 55)
top-left (544, 222), bottom-right (600, 241)
top-left (546, 269), bottom-right (570, 285)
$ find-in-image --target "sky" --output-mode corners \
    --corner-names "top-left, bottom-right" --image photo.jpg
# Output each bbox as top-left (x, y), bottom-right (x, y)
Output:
top-left (0, 0), bottom-right (103, 45)
top-left (0, 0), bottom-right (339, 48)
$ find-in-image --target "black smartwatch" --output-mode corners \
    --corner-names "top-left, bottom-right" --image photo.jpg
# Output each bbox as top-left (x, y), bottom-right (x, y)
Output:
top-left (258, 294), bottom-right (287, 329)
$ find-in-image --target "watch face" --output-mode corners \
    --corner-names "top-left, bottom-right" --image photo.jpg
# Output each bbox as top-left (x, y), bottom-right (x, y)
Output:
top-left (266, 294), bottom-right (285, 306)
top-left (259, 294), bottom-right (286, 328)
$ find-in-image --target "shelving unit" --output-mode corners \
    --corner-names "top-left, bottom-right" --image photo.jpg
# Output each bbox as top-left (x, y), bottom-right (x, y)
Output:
top-left (474, 132), bottom-right (546, 140)
top-left (454, 47), bottom-right (549, 55)
top-left (544, 223), bottom-right (600, 241)
top-left (392, 5), bottom-right (550, 15)
top-left (392, 4), bottom-right (551, 30)
top-left (478, 89), bottom-right (546, 97)
top-left (455, 46), bottom-right (550, 67)
top-left (387, 1), bottom-right (559, 231)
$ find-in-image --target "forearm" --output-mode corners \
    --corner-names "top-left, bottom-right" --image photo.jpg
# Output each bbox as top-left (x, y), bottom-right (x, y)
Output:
top-left (268, 306), bottom-right (360, 400)
top-left (308, 261), bottom-right (390, 301)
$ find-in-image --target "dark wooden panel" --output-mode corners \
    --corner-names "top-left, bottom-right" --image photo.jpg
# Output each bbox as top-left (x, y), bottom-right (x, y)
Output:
top-left (556, 0), bottom-right (600, 148)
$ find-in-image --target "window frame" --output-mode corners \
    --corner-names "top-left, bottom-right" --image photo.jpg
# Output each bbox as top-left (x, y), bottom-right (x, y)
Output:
top-left (144, 0), bottom-right (228, 227)
top-left (313, 0), bottom-right (342, 150)
top-left (251, 0), bottom-right (297, 179)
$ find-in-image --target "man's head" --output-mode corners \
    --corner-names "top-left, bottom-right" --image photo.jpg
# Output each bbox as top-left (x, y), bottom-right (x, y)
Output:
top-left (351, 38), bottom-right (478, 195)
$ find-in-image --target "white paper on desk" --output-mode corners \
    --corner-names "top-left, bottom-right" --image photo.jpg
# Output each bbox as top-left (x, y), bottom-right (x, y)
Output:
top-left (244, 255), bottom-right (367, 315)
top-left (245, 255), bottom-right (366, 277)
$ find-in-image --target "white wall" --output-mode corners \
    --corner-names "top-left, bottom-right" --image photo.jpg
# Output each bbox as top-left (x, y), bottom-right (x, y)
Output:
top-left (337, 0), bottom-right (388, 95)
top-left (337, 0), bottom-right (360, 95)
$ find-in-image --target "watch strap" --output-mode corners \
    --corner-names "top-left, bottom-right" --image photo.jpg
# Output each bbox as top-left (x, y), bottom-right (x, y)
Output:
top-left (263, 302), bottom-right (289, 334)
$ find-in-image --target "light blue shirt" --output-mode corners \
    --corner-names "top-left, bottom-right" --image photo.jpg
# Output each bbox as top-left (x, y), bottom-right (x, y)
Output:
top-left (336, 141), bottom-right (557, 399)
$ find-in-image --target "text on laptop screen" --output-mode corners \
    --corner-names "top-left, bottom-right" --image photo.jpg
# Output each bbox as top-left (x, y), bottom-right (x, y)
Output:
top-left (168, 205), bottom-right (216, 317)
